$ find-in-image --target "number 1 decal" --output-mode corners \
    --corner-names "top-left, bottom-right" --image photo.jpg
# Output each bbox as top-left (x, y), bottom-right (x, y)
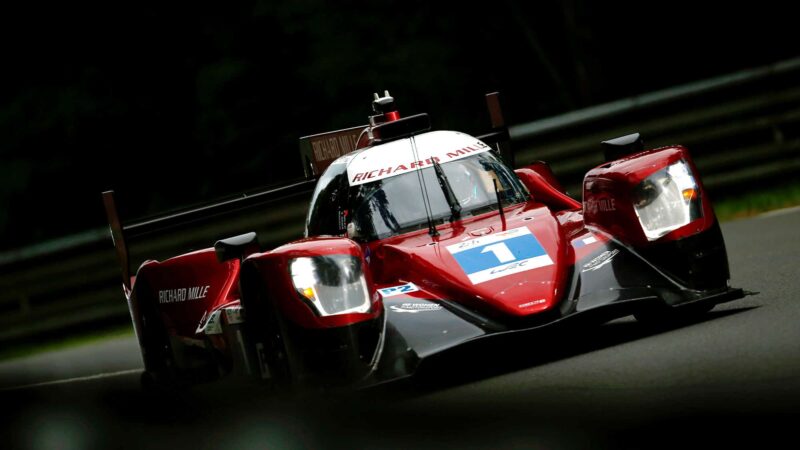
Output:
top-left (447, 227), bottom-right (554, 284)
top-left (481, 242), bottom-right (515, 263)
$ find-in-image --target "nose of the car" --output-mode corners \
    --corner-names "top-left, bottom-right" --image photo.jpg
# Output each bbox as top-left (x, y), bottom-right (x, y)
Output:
top-left (376, 207), bottom-right (569, 319)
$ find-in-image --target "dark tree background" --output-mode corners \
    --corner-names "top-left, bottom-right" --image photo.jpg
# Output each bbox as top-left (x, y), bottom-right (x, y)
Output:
top-left (0, 0), bottom-right (795, 250)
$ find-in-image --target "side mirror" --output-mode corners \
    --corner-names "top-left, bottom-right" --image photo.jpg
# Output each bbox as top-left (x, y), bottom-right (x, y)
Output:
top-left (215, 232), bottom-right (260, 262)
top-left (515, 163), bottom-right (581, 211)
top-left (517, 161), bottom-right (565, 193)
top-left (602, 133), bottom-right (644, 162)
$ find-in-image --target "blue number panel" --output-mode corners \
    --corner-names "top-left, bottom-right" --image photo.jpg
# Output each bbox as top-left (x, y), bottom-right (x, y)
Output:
top-left (446, 227), bottom-right (553, 284)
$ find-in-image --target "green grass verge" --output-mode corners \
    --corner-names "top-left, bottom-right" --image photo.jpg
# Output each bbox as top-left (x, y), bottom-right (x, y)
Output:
top-left (0, 324), bottom-right (134, 363)
top-left (713, 181), bottom-right (800, 222)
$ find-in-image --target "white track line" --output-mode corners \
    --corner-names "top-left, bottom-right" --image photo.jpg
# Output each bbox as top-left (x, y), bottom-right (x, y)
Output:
top-left (1, 368), bottom-right (142, 392)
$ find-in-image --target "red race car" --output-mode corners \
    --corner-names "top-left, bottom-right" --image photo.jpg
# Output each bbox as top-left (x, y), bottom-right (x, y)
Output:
top-left (104, 92), bottom-right (743, 389)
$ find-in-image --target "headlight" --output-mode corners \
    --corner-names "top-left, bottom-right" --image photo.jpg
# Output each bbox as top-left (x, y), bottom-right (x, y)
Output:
top-left (289, 255), bottom-right (371, 316)
top-left (632, 160), bottom-right (703, 241)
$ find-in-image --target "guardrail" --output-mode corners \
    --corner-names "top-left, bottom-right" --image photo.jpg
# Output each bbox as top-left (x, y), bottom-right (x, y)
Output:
top-left (510, 57), bottom-right (800, 196)
top-left (2, 56), bottom-right (799, 344)
top-left (0, 193), bottom-right (313, 343)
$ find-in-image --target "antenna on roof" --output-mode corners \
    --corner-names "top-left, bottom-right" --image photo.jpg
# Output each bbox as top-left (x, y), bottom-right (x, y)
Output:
top-left (371, 90), bottom-right (400, 123)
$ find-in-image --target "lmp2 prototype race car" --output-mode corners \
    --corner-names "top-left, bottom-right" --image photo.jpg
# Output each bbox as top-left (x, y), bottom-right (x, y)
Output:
top-left (103, 92), bottom-right (743, 389)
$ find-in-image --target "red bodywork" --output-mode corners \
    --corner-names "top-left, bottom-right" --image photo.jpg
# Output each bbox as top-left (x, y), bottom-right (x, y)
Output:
top-left (583, 146), bottom-right (716, 247)
top-left (100, 90), bottom-right (740, 388)
top-left (134, 249), bottom-right (240, 337)
top-left (243, 237), bottom-right (383, 329)
top-left (367, 203), bottom-right (569, 319)
top-left (131, 145), bottom-right (711, 340)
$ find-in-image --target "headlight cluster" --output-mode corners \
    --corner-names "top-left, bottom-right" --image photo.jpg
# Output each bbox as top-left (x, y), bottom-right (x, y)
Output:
top-left (289, 255), bottom-right (371, 316)
top-left (633, 160), bottom-right (703, 241)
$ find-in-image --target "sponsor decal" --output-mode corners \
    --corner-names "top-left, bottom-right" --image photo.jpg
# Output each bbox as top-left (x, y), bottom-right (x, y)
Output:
top-left (585, 197), bottom-right (617, 215)
top-left (347, 131), bottom-right (492, 186)
top-left (351, 158), bottom-right (438, 184)
top-left (389, 302), bottom-right (443, 313)
top-left (581, 249), bottom-right (620, 272)
top-left (158, 285), bottom-right (210, 304)
top-left (446, 227), bottom-right (553, 284)
top-left (518, 299), bottom-right (546, 309)
top-left (224, 306), bottom-right (244, 325)
top-left (310, 132), bottom-right (359, 162)
top-left (573, 235), bottom-right (598, 248)
top-left (196, 309), bottom-right (223, 335)
top-left (378, 282), bottom-right (420, 298)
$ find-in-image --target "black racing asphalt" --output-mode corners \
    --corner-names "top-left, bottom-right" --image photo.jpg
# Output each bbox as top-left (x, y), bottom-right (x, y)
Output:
top-left (2, 208), bottom-right (799, 449)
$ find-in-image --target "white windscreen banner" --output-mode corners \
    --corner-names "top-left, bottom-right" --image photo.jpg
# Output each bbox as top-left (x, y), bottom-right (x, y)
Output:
top-left (346, 131), bottom-right (492, 186)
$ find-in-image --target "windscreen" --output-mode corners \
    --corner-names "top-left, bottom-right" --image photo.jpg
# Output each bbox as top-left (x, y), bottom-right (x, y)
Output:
top-left (349, 152), bottom-right (528, 240)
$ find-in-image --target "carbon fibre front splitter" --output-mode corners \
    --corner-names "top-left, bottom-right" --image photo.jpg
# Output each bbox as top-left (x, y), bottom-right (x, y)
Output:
top-left (363, 287), bottom-right (745, 387)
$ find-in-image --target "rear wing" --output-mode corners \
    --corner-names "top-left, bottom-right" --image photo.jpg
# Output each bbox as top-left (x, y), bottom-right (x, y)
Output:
top-left (299, 125), bottom-right (367, 179)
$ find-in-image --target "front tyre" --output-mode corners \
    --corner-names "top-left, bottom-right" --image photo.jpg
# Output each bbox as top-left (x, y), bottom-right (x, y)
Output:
top-left (239, 268), bottom-right (297, 390)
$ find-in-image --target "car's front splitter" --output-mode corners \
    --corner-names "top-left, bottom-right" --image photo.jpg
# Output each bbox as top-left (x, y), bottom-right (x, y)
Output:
top-left (365, 286), bottom-right (744, 387)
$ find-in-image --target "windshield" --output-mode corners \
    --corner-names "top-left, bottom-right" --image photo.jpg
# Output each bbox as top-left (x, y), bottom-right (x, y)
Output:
top-left (349, 151), bottom-right (528, 240)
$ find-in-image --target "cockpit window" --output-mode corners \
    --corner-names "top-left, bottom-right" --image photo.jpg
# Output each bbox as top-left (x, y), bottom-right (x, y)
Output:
top-left (305, 162), bottom-right (348, 237)
top-left (349, 151), bottom-right (528, 241)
